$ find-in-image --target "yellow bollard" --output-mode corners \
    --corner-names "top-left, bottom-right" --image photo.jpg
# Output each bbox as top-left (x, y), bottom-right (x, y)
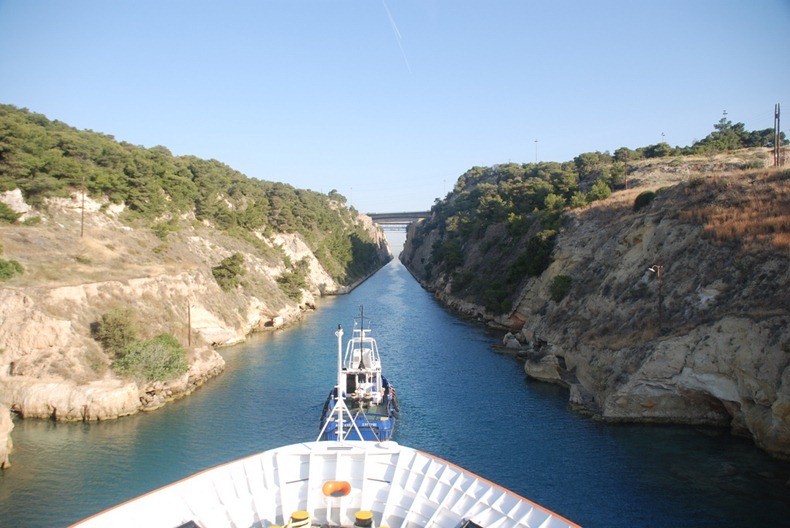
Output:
top-left (354, 510), bottom-right (374, 527)
top-left (288, 510), bottom-right (310, 528)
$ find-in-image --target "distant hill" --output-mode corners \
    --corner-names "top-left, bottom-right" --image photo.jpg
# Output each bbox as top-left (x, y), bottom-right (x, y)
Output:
top-left (0, 103), bottom-right (387, 285)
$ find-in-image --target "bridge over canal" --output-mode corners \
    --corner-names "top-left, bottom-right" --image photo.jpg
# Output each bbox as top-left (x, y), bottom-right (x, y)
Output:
top-left (366, 211), bottom-right (430, 228)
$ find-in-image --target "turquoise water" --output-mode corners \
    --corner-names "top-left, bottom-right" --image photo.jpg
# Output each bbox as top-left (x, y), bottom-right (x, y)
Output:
top-left (1, 232), bottom-right (790, 527)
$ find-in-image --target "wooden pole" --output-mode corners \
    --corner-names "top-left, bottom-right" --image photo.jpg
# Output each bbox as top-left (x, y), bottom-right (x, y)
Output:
top-left (80, 175), bottom-right (86, 238)
top-left (774, 103), bottom-right (781, 167)
top-left (187, 302), bottom-right (192, 348)
top-left (624, 150), bottom-right (628, 190)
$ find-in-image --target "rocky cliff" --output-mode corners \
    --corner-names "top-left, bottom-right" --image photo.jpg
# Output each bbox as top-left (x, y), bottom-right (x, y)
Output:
top-left (0, 403), bottom-right (11, 468)
top-left (0, 190), bottom-right (391, 465)
top-left (402, 155), bottom-right (790, 458)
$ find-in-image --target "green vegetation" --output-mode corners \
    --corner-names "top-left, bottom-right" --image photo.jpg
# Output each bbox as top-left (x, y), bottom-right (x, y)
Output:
top-left (151, 218), bottom-right (180, 240)
top-left (112, 333), bottom-right (188, 382)
top-left (94, 308), bottom-right (187, 382)
top-left (523, 230), bottom-right (557, 276)
top-left (212, 253), bottom-right (246, 291)
top-left (277, 258), bottom-right (309, 301)
top-left (550, 275), bottom-right (572, 302)
top-left (413, 117), bottom-right (784, 315)
top-left (95, 307), bottom-right (138, 358)
top-left (586, 179), bottom-right (612, 202)
top-left (0, 242), bottom-right (24, 280)
top-left (415, 160), bottom-right (597, 312)
top-left (431, 239), bottom-right (464, 271)
top-left (612, 117), bottom-right (786, 162)
top-left (0, 203), bottom-right (21, 223)
top-left (0, 258), bottom-right (23, 280)
top-left (0, 104), bottom-right (385, 285)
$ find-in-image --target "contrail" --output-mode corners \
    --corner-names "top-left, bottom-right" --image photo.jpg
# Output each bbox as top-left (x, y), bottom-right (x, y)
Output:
top-left (382, 0), bottom-right (411, 74)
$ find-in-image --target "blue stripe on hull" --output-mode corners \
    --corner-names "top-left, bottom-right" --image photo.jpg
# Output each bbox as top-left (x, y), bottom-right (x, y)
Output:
top-left (319, 417), bottom-right (395, 442)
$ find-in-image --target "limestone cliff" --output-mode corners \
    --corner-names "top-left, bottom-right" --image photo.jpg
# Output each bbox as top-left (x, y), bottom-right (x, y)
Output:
top-left (0, 191), bottom-right (390, 465)
top-left (402, 154), bottom-right (790, 458)
top-left (0, 403), bottom-right (11, 468)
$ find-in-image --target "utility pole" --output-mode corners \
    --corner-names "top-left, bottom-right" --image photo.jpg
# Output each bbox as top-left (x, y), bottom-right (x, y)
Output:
top-left (624, 150), bottom-right (628, 190)
top-left (534, 139), bottom-right (538, 164)
top-left (80, 175), bottom-right (86, 238)
top-left (774, 103), bottom-right (781, 167)
top-left (187, 301), bottom-right (192, 348)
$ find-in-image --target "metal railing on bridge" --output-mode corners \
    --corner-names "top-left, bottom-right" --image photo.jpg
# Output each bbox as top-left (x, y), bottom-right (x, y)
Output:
top-left (366, 211), bottom-right (430, 226)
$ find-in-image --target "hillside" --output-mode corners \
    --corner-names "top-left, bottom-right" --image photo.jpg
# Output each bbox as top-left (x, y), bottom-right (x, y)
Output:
top-left (0, 105), bottom-right (392, 468)
top-left (402, 151), bottom-right (790, 458)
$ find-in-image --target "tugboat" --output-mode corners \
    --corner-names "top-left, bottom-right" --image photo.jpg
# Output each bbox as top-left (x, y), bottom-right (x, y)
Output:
top-left (318, 306), bottom-right (399, 442)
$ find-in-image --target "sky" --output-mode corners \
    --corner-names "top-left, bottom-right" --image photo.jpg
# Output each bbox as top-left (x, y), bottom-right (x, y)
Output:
top-left (1, 1), bottom-right (789, 213)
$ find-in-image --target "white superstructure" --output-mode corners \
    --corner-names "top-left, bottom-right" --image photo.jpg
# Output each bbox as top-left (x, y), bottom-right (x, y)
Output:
top-left (72, 441), bottom-right (579, 528)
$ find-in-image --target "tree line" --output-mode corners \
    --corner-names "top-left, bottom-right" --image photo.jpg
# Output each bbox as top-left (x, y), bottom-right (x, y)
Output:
top-left (0, 104), bottom-right (384, 285)
top-left (411, 117), bottom-right (785, 313)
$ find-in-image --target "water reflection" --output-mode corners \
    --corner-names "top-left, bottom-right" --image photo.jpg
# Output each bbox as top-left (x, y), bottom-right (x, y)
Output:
top-left (1, 230), bottom-right (789, 528)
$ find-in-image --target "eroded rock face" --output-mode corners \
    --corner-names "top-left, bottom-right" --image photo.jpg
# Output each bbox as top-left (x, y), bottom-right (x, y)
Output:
top-left (0, 271), bottom-right (234, 378)
top-left (402, 168), bottom-right (790, 458)
top-left (511, 187), bottom-right (790, 458)
top-left (0, 267), bottom-right (267, 468)
top-left (0, 192), bottom-right (391, 467)
top-left (0, 275), bottom-right (234, 424)
top-left (274, 233), bottom-right (340, 295)
top-left (2, 379), bottom-right (141, 420)
top-left (0, 405), bottom-right (12, 468)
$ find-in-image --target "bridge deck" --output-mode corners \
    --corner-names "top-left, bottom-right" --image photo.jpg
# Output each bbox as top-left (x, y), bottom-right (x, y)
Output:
top-left (367, 211), bottom-right (430, 224)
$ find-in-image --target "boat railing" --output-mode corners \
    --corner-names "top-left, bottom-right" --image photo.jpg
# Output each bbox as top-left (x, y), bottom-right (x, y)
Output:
top-left (344, 335), bottom-right (381, 372)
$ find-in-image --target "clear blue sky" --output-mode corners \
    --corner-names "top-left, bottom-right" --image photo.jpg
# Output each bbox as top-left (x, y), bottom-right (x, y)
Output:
top-left (1, 1), bottom-right (788, 213)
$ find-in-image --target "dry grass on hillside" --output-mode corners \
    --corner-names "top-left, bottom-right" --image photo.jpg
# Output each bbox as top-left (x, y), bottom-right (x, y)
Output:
top-left (0, 223), bottom-right (196, 287)
top-left (680, 168), bottom-right (790, 252)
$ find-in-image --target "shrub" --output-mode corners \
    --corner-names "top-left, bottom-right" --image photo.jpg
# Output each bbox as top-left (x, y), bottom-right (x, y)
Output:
top-left (569, 191), bottom-right (588, 209)
top-left (0, 258), bottom-right (24, 280)
top-left (112, 333), bottom-right (188, 382)
top-left (688, 177), bottom-right (706, 189)
top-left (431, 238), bottom-right (464, 270)
top-left (504, 230), bottom-right (557, 289)
top-left (212, 252), bottom-right (245, 291)
top-left (740, 160), bottom-right (764, 170)
top-left (633, 191), bottom-right (656, 212)
top-left (96, 308), bottom-right (138, 358)
top-left (543, 193), bottom-right (565, 211)
top-left (482, 282), bottom-right (509, 313)
top-left (277, 271), bottom-right (306, 301)
top-left (152, 218), bottom-right (180, 240)
top-left (0, 203), bottom-right (21, 223)
top-left (550, 275), bottom-right (572, 302)
top-left (524, 230), bottom-right (557, 276)
top-left (506, 213), bottom-right (531, 237)
top-left (277, 258), bottom-right (309, 301)
top-left (586, 179), bottom-right (612, 202)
